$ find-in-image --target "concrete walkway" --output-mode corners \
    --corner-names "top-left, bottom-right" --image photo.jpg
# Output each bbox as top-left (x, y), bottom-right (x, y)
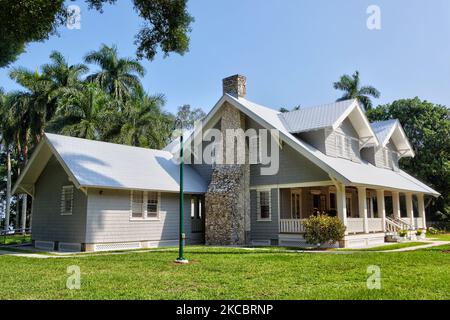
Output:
top-left (377, 241), bottom-right (450, 252)
top-left (0, 241), bottom-right (449, 258)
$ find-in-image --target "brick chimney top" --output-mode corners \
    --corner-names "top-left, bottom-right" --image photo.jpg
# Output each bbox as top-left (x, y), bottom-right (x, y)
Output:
top-left (222, 74), bottom-right (246, 98)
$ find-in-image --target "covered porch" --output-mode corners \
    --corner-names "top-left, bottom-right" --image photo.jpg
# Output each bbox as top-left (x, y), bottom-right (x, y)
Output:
top-left (278, 182), bottom-right (427, 237)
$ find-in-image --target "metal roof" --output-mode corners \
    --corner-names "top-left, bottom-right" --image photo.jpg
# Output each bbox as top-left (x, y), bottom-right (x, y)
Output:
top-left (14, 133), bottom-right (207, 194)
top-left (371, 119), bottom-right (415, 157)
top-left (371, 119), bottom-right (398, 145)
top-left (280, 99), bottom-right (357, 133)
top-left (226, 95), bottom-right (438, 196)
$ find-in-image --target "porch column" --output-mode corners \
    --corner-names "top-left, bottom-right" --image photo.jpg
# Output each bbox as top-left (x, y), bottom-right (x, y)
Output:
top-left (392, 191), bottom-right (401, 220)
top-left (417, 193), bottom-right (426, 229)
top-left (405, 192), bottom-right (415, 229)
top-left (357, 186), bottom-right (369, 233)
top-left (335, 182), bottom-right (348, 235)
top-left (376, 189), bottom-right (386, 232)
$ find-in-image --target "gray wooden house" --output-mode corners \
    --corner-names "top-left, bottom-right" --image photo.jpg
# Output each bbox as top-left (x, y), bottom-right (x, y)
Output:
top-left (13, 75), bottom-right (439, 251)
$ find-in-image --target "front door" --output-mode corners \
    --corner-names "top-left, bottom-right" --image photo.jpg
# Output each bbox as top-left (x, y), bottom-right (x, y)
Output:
top-left (190, 195), bottom-right (205, 244)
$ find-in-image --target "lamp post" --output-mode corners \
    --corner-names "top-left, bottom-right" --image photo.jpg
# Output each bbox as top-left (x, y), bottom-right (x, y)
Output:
top-left (176, 120), bottom-right (188, 264)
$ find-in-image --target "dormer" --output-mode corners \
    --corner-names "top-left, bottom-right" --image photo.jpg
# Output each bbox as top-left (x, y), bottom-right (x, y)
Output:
top-left (280, 99), bottom-right (379, 162)
top-left (362, 119), bottom-right (414, 170)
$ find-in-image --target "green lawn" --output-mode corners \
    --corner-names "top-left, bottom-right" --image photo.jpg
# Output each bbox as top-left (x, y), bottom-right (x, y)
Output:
top-left (0, 245), bottom-right (449, 300)
top-left (0, 234), bottom-right (31, 245)
top-left (427, 233), bottom-right (450, 241)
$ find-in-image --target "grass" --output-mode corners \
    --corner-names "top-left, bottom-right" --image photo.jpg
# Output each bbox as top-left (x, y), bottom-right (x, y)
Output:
top-left (0, 234), bottom-right (31, 245)
top-left (427, 233), bottom-right (450, 241)
top-left (0, 245), bottom-right (449, 300)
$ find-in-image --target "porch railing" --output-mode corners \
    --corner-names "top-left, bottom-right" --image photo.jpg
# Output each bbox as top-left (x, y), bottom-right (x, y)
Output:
top-left (279, 219), bottom-right (306, 233)
top-left (347, 218), bottom-right (364, 234)
top-left (368, 218), bottom-right (383, 232)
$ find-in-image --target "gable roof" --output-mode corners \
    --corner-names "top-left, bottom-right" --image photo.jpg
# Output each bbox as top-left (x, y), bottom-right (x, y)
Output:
top-left (183, 94), bottom-right (438, 196)
top-left (13, 133), bottom-right (207, 195)
top-left (371, 120), bottom-right (415, 157)
top-left (280, 99), bottom-right (379, 145)
top-left (280, 99), bottom-right (355, 132)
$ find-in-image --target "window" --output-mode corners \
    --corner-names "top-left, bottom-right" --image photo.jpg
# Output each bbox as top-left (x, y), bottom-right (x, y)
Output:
top-left (311, 191), bottom-right (326, 214)
top-left (329, 192), bottom-right (337, 210)
top-left (257, 190), bottom-right (271, 221)
top-left (131, 191), bottom-right (159, 220)
top-left (146, 192), bottom-right (159, 219)
top-left (61, 186), bottom-right (74, 215)
top-left (131, 191), bottom-right (144, 218)
top-left (191, 195), bottom-right (202, 219)
top-left (335, 133), bottom-right (360, 160)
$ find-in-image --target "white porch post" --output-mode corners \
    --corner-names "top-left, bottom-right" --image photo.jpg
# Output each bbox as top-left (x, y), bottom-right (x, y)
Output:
top-left (358, 186), bottom-right (369, 233)
top-left (392, 191), bottom-right (401, 220)
top-left (21, 194), bottom-right (27, 232)
top-left (417, 193), bottom-right (426, 229)
top-left (376, 189), bottom-right (386, 232)
top-left (335, 182), bottom-right (348, 235)
top-left (405, 192), bottom-right (415, 229)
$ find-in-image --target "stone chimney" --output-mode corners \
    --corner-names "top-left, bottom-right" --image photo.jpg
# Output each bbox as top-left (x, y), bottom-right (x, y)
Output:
top-left (204, 75), bottom-right (251, 246)
top-left (222, 74), bottom-right (246, 98)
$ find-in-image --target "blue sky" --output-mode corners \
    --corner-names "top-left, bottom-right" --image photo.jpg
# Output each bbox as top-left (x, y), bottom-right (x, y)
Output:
top-left (1, 0), bottom-right (450, 113)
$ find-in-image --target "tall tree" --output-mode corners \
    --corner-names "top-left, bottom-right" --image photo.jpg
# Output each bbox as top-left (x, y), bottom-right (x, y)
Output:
top-left (9, 67), bottom-right (52, 147)
top-left (175, 104), bottom-right (206, 130)
top-left (0, 91), bottom-right (17, 231)
top-left (104, 87), bottom-right (172, 149)
top-left (367, 98), bottom-right (450, 221)
top-left (333, 71), bottom-right (380, 111)
top-left (0, 0), bottom-right (193, 67)
top-left (50, 83), bottom-right (112, 140)
top-left (84, 45), bottom-right (145, 101)
top-left (43, 51), bottom-right (89, 119)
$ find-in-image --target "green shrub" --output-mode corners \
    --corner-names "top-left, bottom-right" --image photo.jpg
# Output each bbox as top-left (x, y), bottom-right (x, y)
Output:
top-left (427, 227), bottom-right (439, 235)
top-left (303, 214), bottom-right (346, 246)
top-left (398, 230), bottom-right (408, 237)
top-left (416, 229), bottom-right (423, 236)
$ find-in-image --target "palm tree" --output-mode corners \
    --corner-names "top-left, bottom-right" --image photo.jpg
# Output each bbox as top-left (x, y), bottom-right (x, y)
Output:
top-left (333, 71), bottom-right (380, 111)
top-left (104, 87), bottom-right (170, 148)
top-left (84, 44), bottom-right (145, 101)
top-left (50, 83), bottom-right (112, 140)
top-left (9, 67), bottom-right (52, 145)
top-left (42, 51), bottom-right (89, 120)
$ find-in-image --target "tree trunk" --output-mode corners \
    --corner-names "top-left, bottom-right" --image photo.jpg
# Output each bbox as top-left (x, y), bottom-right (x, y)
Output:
top-left (5, 150), bottom-right (11, 231)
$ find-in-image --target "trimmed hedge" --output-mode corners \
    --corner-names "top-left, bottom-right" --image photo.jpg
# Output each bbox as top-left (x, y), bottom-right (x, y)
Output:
top-left (303, 214), bottom-right (346, 246)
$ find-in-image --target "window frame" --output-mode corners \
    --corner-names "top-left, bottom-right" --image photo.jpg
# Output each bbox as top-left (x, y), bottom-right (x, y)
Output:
top-left (256, 189), bottom-right (272, 222)
top-left (130, 190), bottom-right (161, 221)
top-left (61, 185), bottom-right (74, 216)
